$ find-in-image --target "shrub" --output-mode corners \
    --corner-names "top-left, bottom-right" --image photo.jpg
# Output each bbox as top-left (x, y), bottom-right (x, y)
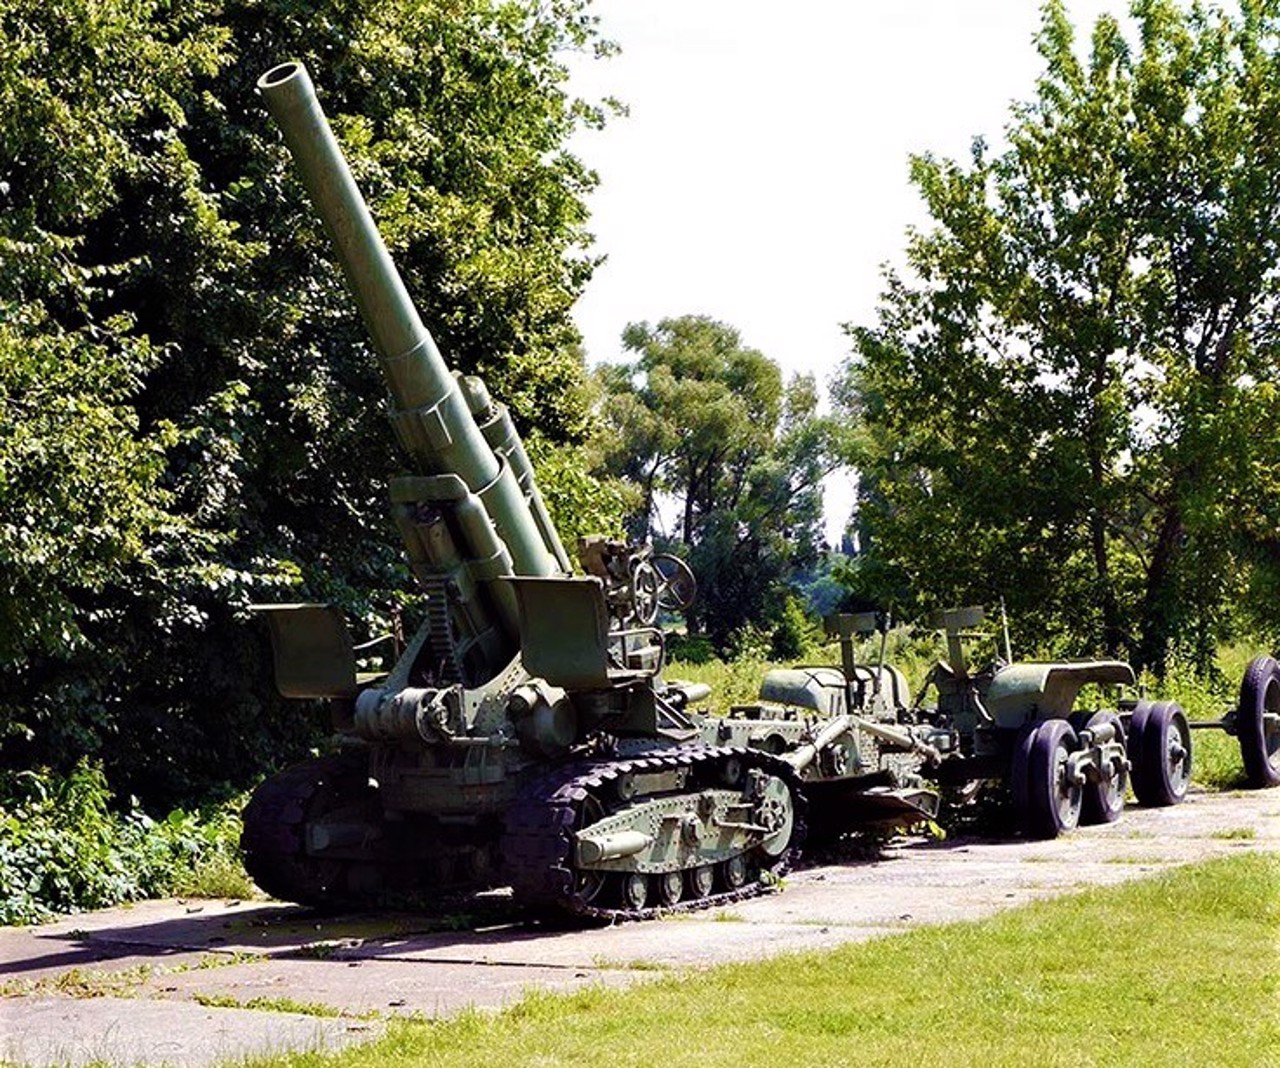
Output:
top-left (665, 632), bottom-right (715, 665)
top-left (0, 761), bottom-right (249, 925)
top-left (770, 595), bottom-right (821, 661)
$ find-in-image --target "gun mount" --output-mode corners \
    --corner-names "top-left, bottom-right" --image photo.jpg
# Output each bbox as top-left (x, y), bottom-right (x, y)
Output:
top-left (241, 62), bottom-right (941, 921)
top-left (775, 605), bottom-right (1280, 840)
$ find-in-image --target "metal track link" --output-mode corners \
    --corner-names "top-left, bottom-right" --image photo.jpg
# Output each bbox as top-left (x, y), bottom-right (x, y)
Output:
top-left (240, 753), bottom-right (361, 907)
top-left (242, 752), bottom-right (493, 907)
top-left (501, 745), bottom-right (807, 922)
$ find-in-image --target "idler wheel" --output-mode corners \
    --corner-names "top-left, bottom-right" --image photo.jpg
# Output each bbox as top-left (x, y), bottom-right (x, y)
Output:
top-left (755, 775), bottom-right (796, 858)
top-left (574, 794), bottom-right (608, 904)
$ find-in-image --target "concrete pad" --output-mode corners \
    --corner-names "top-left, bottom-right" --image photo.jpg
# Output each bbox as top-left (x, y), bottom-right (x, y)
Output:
top-left (0, 787), bottom-right (1275, 1068)
top-left (149, 957), bottom-right (641, 1018)
top-left (0, 996), bottom-right (377, 1068)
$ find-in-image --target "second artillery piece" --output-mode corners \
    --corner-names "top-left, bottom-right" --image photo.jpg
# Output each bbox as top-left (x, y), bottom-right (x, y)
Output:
top-left (793, 607), bottom-right (1280, 839)
top-left (241, 62), bottom-right (942, 921)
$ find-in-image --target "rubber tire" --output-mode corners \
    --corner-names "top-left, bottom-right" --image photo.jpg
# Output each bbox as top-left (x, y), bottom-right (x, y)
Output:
top-left (1133, 700), bottom-right (1191, 807)
top-left (1126, 700), bottom-right (1154, 802)
top-left (1025, 720), bottom-right (1083, 839)
top-left (1010, 723), bottom-right (1038, 834)
top-left (1067, 711), bottom-right (1092, 734)
top-left (1080, 711), bottom-right (1127, 825)
top-left (1238, 655), bottom-right (1280, 788)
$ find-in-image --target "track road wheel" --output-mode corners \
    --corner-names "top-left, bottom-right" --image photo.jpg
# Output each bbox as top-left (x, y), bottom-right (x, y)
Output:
top-left (1238, 656), bottom-right (1280, 788)
top-left (1080, 711), bottom-right (1127, 825)
top-left (620, 872), bottom-right (650, 910)
top-left (689, 865), bottom-right (715, 899)
top-left (1132, 701), bottom-right (1191, 806)
top-left (657, 870), bottom-right (683, 907)
top-left (1025, 720), bottom-right (1083, 838)
top-left (719, 855), bottom-right (749, 890)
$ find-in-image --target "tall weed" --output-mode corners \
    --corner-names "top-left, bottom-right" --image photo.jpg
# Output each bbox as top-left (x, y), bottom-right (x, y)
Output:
top-left (0, 761), bottom-right (250, 925)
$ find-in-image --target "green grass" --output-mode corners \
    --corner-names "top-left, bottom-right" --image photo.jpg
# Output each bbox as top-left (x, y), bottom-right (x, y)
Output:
top-left (664, 653), bottom-right (777, 712)
top-left (192, 993), bottom-right (354, 1018)
top-left (1210, 827), bottom-right (1257, 841)
top-left (248, 852), bottom-right (1278, 1068)
top-left (174, 851), bottom-right (255, 900)
top-left (0, 962), bottom-right (158, 999)
top-left (0, 950), bottom-right (267, 999)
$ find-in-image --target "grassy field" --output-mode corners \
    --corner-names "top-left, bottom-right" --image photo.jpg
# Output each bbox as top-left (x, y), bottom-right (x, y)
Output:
top-left (255, 851), bottom-right (1278, 1068)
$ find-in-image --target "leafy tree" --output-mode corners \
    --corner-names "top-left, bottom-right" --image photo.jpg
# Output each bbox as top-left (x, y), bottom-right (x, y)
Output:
top-left (0, 0), bottom-right (616, 806)
top-left (599, 315), bottom-right (838, 651)
top-left (837, 0), bottom-right (1280, 671)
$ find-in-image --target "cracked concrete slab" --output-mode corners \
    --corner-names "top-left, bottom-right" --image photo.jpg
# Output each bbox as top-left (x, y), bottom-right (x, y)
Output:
top-left (0, 996), bottom-right (377, 1067)
top-left (2, 788), bottom-right (1276, 1067)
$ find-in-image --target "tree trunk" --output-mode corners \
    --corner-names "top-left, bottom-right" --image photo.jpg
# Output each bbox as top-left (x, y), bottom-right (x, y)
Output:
top-left (1085, 349), bottom-right (1126, 659)
top-left (1090, 502), bottom-right (1126, 657)
top-left (1137, 501), bottom-right (1185, 675)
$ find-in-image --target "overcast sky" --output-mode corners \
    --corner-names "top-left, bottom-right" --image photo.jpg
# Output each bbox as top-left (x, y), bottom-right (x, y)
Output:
top-left (566, 1), bottom-right (1130, 537)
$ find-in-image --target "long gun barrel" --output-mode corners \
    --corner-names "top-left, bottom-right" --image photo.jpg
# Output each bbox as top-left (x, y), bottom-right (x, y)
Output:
top-left (257, 61), bottom-right (569, 669)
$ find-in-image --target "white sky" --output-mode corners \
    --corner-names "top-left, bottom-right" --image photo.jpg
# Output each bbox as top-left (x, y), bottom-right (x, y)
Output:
top-left (566, 1), bottom-right (1129, 539)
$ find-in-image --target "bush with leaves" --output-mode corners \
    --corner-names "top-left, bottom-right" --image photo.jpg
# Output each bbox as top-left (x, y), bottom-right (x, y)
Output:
top-left (0, 762), bottom-right (249, 926)
top-left (0, 0), bottom-right (621, 808)
top-left (838, 0), bottom-right (1280, 671)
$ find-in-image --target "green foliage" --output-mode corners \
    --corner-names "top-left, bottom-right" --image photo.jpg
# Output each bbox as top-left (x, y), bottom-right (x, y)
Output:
top-left (598, 316), bottom-right (842, 650)
top-left (837, 0), bottom-right (1280, 672)
top-left (0, 762), bottom-right (248, 926)
top-left (0, 0), bottom-right (613, 808)
top-left (770, 594), bottom-right (821, 660)
top-left (664, 632), bottom-right (715, 665)
top-left (526, 433), bottom-right (635, 555)
top-left (0, 307), bottom-right (180, 668)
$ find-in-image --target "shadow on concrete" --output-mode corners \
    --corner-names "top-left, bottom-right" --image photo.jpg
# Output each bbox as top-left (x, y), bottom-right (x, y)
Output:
top-left (0, 939), bottom-right (188, 978)
top-left (4, 892), bottom-right (591, 980)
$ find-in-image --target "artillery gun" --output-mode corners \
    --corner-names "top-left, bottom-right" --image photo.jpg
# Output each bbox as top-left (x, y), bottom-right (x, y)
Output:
top-left (242, 62), bottom-right (941, 921)
top-left (802, 606), bottom-right (1280, 839)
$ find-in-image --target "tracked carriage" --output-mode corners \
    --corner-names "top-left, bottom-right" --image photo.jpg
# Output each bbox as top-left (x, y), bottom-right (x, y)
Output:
top-left (241, 62), bottom-right (938, 921)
